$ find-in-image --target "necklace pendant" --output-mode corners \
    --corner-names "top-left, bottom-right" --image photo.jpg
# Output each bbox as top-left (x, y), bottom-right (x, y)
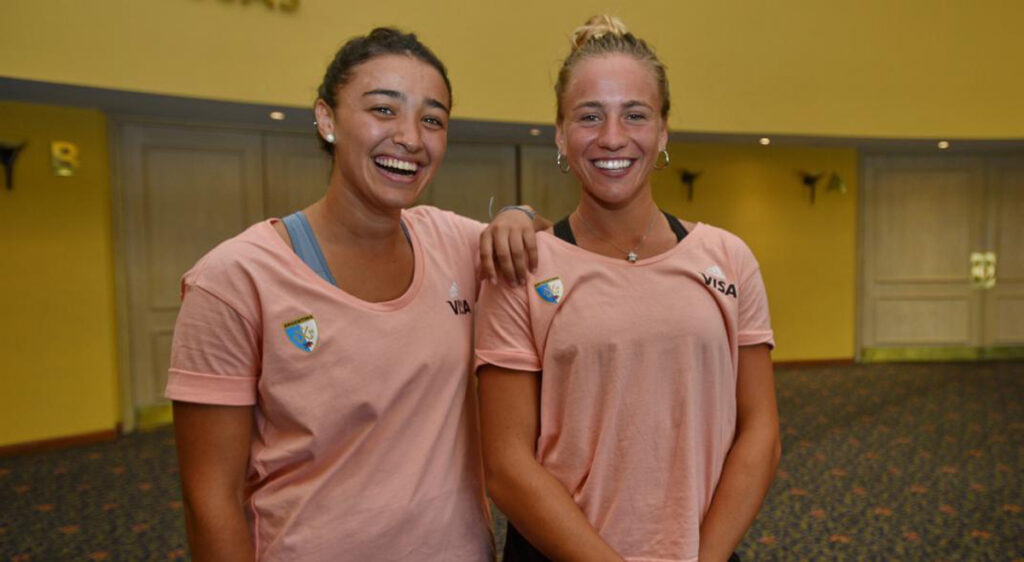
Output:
top-left (627, 251), bottom-right (638, 263)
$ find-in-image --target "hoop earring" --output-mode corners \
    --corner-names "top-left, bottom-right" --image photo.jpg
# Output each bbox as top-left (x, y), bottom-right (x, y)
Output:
top-left (655, 149), bottom-right (670, 170)
top-left (556, 152), bottom-right (570, 173)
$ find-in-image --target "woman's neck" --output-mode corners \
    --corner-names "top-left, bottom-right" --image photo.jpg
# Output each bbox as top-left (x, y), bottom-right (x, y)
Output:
top-left (570, 187), bottom-right (681, 261)
top-left (575, 191), bottom-right (658, 246)
top-left (306, 172), bottom-right (407, 253)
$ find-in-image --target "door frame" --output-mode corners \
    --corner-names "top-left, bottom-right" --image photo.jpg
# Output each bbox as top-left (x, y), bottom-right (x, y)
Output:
top-left (109, 115), bottom-right (305, 433)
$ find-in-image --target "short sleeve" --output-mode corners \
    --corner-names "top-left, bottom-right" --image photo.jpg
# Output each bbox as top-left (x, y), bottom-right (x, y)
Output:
top-left (474, 280), bottom-right (542, 373)
top-left (736, 260), bottom-right (775, 349)
top-left (165, 284), bottom-right (260, 406)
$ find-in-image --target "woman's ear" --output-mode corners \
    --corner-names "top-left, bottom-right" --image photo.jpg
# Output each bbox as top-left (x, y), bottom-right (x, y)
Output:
top-left (314, 99), bottom-right (335, 141)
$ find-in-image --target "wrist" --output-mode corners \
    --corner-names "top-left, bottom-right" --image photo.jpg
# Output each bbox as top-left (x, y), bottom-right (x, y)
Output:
top-left (495, 204), bottom-right (537, 221)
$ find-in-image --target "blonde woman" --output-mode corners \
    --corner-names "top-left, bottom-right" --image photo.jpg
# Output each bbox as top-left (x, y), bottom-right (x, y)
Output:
top-left (476, 16), bottom-right (780, 562)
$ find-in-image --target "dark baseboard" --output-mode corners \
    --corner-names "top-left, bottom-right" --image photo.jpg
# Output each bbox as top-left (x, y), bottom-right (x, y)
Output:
top-left (774, 358), bottom-right (856, 369)
top-left (0, 427), bottom-right (120, 458)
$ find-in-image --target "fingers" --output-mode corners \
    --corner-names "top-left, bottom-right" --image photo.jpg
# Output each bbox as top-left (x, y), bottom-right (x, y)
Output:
top-left (484, 208), bottom-right (540, 286)
top-left (493, 232), bottom-right (517, 286)
top-left (523, 229), bottom-right (539, 273)
top-left (479, 229), bottom-right (497, 285)
top-left (506, 234), bottom-right (528, 286)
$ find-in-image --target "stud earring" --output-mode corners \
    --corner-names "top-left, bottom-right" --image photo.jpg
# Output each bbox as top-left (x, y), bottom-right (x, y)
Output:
top-left (325, 133), bottom-right (336, 144)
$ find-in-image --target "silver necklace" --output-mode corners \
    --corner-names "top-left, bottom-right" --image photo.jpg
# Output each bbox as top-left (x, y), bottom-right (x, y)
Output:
top-left (575, 207), bottom-right (657, 263)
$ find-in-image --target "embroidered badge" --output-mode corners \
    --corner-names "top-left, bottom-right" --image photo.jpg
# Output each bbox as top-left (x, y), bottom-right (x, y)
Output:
top-left (534, 277), bottom-right (564, 304)
top-left (283, 315), bottom-right (319, 352)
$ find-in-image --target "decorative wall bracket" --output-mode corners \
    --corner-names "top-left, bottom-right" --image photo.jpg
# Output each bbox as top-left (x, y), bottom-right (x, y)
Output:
top-left (826, 172), bottom-right (846, 195)
top-left (0, 141), bottom-right (27, 191)
top-left (677, 168), bottom-right (702, 201)
top-left (798, 171), bottom-right (825, 204)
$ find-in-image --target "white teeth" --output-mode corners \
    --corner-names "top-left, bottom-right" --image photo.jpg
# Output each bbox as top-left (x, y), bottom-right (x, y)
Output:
top-left (593, 159), bottom-right (633, 170)
top-left (374, 156), bottom-right (419, 172)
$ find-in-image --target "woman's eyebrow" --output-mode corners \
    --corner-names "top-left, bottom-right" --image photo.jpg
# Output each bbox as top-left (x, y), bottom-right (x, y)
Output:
top-left (571, 100), bottom-right (603, 112)
top-left (622, 100), bottom-right (653, 110)
top-left (363, 88), bottom-right (403, 100)
top-left (363, 89), bottom-right (449, 114)
top-left (425, 97), bottom-right (450, 114)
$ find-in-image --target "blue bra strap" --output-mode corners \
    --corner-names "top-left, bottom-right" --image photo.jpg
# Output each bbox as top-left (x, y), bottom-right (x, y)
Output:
top-left (281, 211), bottom-right (338, 287)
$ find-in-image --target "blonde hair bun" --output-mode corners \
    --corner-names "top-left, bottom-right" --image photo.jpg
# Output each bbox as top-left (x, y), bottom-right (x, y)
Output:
top-left (555, 14), bottom-right (670, 120)
top-left (571, 14), bottom-right (629, 49)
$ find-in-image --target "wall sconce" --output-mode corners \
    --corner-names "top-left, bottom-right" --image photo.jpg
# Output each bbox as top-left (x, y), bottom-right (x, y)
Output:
top-left (826, 172), bottom-right (846, 195)
top-left (677, 168), bottom-right (702, 201)
top-left (0, 140), bottom-right (27, 191)
top-left (798, 171), bottom-right (825, 204)
top-left (798, 170), bottom-right (847, 204)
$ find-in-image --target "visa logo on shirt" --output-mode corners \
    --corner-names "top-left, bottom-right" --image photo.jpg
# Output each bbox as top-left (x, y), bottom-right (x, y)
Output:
top-left (701, 265), bottom-right (738, 298)
top-left (447, 281), bottom-right (472, 315)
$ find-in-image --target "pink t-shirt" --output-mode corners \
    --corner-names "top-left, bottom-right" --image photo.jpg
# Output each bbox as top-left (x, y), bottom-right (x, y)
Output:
top-left (165, 206), bottom-right (494, 561)
top-left (474, 223), bottom-right (773, 562)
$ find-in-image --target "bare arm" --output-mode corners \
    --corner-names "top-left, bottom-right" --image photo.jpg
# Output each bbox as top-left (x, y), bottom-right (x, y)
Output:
top-left (478, 365), bottom-right (622, 562)
top-left (173, 401), bottom-right (255, 562)
top-left (479, 206), bottom-right (553, 286)
top-left (697, 344), bottom-right (781, 561)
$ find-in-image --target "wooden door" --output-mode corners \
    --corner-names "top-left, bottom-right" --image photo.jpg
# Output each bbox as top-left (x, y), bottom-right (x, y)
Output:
top-left (421, 143), bottom-right (517, 222)
top-left (117, 123), bottom-right (264, 427)
top-left (861, 156), bottom-right (987, 353)
top-left (520, 145), bottom-right (580, 221)
top-left (262, 133), bottom-right (331, 219)
top-left (984, 157), bottom-right (1024, 348)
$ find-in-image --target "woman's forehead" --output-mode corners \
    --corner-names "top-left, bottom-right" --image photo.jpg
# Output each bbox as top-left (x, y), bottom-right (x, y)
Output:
top-left (563, 54), bottom-right (660, 107)
top-left (344, 54), bottom-right (449, 104)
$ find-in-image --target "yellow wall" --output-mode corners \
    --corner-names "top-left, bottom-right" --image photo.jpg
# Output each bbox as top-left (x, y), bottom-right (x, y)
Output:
top-left (0, 101), bottom-right (120, 447)
top-left (653, 143), bottom-right (857, 361)
top-left (2, 0), bottom-right (1022, 139)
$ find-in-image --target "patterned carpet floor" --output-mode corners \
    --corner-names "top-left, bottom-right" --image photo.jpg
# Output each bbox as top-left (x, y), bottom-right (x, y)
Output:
top-left (735, 361), bottom-right (1022, 561)
top-left (2, 361), bottom-right (1021, 561)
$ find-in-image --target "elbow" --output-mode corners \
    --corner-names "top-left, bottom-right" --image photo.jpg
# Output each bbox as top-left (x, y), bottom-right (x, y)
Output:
top-left (179, 492), bottom-right (212, 534)
top-left (482, 453), bottom-right (521, 511)
top-left (482, 458), bottom-right (509, 504)
top-left (179, 483), bottom-right (246, 530)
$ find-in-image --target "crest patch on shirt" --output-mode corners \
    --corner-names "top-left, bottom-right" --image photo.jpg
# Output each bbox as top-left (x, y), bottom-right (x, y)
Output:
top-left (534, 277), bottom-right (564, 304)
top-left (283, 314), bottom-right (319, 352)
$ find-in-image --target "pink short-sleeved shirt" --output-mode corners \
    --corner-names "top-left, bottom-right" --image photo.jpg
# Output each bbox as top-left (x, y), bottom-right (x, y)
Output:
top-left (474, 223), bottom-right (773, 562)
top-left (166, 206), bottom-right (494, 561)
